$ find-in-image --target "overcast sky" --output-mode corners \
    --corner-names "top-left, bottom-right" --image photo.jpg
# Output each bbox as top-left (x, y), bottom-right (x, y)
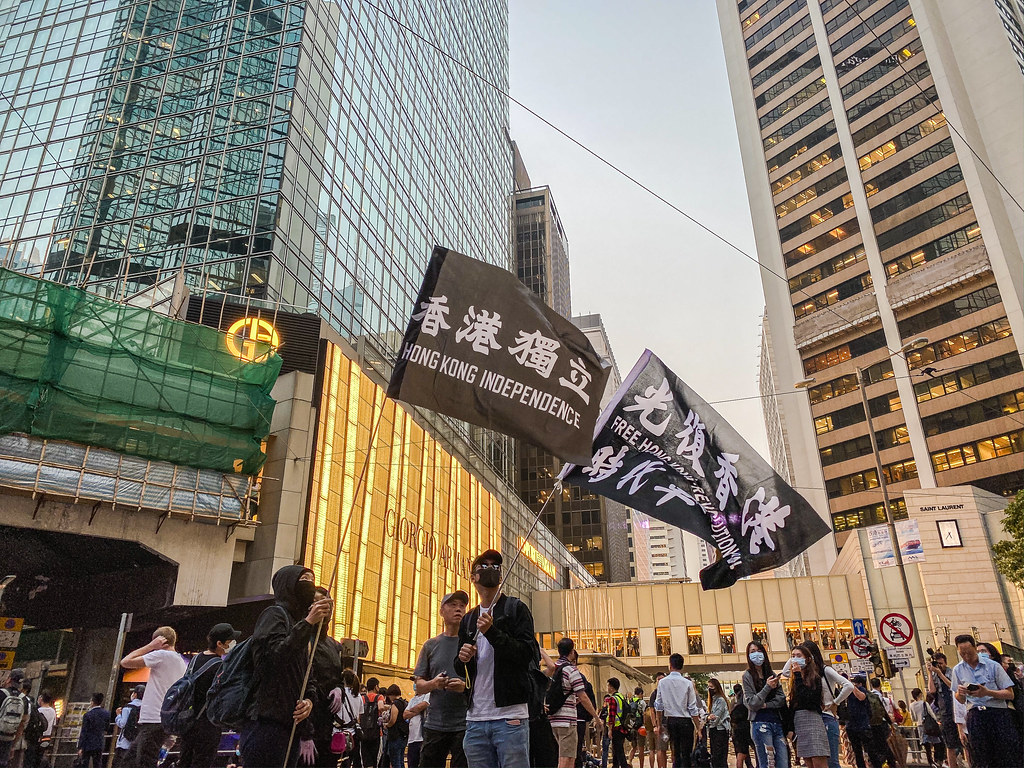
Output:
top-left (508, 0), bottom-right (772, 457)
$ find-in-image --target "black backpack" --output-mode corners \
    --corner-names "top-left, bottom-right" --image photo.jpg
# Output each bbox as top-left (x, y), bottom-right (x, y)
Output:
top-left (121, 703), bottom-right (141, 742)
top-left (387, 698), bottom-right (408, 740)
top-left (23, 702), bottom-right (46, 745)
top-left (162, 654), bottom-right (222, 735)
top-left (359, 693), bottom-right (382, 736)
top-left (206, 638), bottom-right (257, 730)
top-left (544, 664), bottom-right (570, 715)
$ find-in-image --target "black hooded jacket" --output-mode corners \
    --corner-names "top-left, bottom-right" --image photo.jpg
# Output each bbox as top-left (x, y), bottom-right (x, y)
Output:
top-left (249, 565), bottom-right (320, 731)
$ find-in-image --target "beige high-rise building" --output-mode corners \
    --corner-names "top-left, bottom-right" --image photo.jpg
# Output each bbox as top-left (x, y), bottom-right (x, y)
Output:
top-left (718, 0), bottom-right (1024, 555)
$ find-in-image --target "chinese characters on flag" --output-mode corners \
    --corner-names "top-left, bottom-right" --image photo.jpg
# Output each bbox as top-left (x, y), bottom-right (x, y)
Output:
top-left (388, 247), bottom-right (610, 466)
top-left (562, 350), bottom-right (831, 589)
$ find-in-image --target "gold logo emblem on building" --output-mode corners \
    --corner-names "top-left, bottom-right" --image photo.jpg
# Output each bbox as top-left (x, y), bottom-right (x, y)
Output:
top-left (225, 317), bottom-right (280, 362)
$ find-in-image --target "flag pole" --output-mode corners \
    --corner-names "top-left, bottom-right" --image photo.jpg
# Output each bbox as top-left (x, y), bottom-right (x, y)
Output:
top-left (284, 394), bottom-right (388, 766)
top-left (496, 479), bottom-right (562, 597)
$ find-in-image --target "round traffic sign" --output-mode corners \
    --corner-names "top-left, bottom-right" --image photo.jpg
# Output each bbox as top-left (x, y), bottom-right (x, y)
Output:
top-left (879, 612), bottom-right (913, 647)
top-left (851, 636), bottom-right (872, 658)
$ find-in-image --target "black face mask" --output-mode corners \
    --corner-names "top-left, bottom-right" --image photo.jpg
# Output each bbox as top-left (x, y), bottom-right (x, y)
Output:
top-left (475, 569), bottom-right (500, 589)
top-left (294, 580), bottom-right (317, 611)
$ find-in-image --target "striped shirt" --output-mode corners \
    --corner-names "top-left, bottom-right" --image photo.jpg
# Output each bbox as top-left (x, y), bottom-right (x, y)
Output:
top-left (550, 663), bottom-right (587, 727)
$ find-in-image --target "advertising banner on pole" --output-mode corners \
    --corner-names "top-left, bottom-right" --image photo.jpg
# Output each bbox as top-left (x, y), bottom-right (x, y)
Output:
top-left (867, 524), bottom-right (896, 568)
top-left (895, 518), bottom-right (925, 563)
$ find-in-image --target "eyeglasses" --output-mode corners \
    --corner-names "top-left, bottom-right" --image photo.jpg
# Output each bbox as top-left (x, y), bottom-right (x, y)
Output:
top-left (475, 564), bottom-right (501, 571)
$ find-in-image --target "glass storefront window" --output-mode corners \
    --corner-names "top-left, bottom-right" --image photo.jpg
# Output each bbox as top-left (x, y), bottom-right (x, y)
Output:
top-left (818, 621), bottom-right (836, 650)
top-left (720, 625), bottom-right (736, 654)
top-left (751, 623), bottom-right (769, 650)
top-left (802, 621), bottom-right (819, 645)
top-left (612, 630), bottom-right (625, 658)
top-left (837, 620), bottom-right (853, 650)
top-left (626, 629), bottom-right (640, 657)
top-left (688, 627), bottom-right (704, 655)
top-left (785, 622), bottom-right (801, 650)
top-left (596, 632), bottom-right (609, 655)
top-left (655, 627), bottom-right (671, 656)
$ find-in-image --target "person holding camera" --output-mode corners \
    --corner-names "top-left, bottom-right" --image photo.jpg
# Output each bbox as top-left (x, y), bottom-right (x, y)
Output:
top-left (949, 634), bottom-right (1020, 767)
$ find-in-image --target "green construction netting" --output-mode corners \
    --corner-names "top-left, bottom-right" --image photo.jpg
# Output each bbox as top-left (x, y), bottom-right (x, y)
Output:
top-left (0, 268), bottom-right (282, 474)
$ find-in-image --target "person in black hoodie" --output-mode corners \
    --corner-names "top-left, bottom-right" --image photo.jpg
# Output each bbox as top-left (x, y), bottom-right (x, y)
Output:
top-left (241, 565), bottom-right (331, 768)
top-left (455, 549), bottom-right (535, 768)
top-left (308, 586), bottom-right (346, 768)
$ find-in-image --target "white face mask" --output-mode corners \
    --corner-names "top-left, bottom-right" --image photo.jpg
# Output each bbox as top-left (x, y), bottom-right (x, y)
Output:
top-left (224, 639), bottom-right (237, 652)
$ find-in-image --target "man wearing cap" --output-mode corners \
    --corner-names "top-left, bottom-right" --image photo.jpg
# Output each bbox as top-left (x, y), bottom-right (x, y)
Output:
top-left (414, 590), bottom-right (470, 768)
top-left (456, 549), bottom-right (536, 768)
top-left (177, 623), bottom-right (241, 768)
top-left (0, 670), bottom-right (30, 768)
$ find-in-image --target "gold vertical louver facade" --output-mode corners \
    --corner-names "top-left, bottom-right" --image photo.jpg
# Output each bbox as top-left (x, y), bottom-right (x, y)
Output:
top-left (305, 343), bottom-right (500, 670)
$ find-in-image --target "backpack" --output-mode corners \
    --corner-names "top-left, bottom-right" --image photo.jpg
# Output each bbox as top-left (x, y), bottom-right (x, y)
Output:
top-left (868, 692), bottom-right (891, 727)
top-left (206, 638), bottom-right (257, 730)
top-left (121, 702), bottom-right (141, 742)
top-left (0, 689), bottom-right (26, 741)
top-left (625, 697), bottom-right (645, 735)
top-left (359, 693), bottom-right (382, 736)
top-left (23, 701), bottom-right (46, 745)
top-left (162, 654), bottom-right (222, 735)
top-left (610, 692), bottom-right (627, 731)
top-left (544, 665), bottom-right (571, 716)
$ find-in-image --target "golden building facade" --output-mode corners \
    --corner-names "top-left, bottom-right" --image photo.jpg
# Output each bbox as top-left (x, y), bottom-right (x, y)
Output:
top-left (304, 343), bottom-right (500, 671)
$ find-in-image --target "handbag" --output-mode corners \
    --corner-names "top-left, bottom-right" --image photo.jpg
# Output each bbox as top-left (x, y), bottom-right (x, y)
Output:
top-left (922, 705), bottom-right (942, 737)
top-left (331, 691), bottom-right (359, 755)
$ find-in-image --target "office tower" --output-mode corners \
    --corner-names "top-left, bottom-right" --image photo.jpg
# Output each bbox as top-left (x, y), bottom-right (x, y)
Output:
top-left (718, 0), bottom-right (1024, 550)
top-left (628, 511), bottom-right (654, 582)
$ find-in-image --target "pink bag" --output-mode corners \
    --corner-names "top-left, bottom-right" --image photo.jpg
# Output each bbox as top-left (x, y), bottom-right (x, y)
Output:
top-left (330, 730), bottom-right (349, 755)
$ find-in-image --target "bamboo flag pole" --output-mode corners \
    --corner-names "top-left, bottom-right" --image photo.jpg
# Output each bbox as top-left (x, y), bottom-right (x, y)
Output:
top-left (283, 395), bottom-right (388, 766)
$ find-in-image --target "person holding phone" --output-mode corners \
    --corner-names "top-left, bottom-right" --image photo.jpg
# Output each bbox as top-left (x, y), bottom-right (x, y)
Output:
top-left (741, 641), bottom-right (788, 768)
top-left (949, 634), bottom-right (1020, 767)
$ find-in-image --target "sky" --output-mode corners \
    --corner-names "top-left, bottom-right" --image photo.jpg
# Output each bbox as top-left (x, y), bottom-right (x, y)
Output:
top-left (508, 1), bottom-right (772, 457)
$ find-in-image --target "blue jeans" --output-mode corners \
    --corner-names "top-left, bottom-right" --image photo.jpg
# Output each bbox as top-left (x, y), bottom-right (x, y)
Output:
top-left (463, 719), bottom-right (530, 768)
top-left (751, 720), bottom-right (788, 768)
top-left (823, 714), bottom-right (840, 768)
top-left (387, 737), bottom-right (408, 768)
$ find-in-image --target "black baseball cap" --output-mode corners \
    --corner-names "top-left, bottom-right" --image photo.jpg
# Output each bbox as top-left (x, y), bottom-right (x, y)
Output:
top-left (472, 549), bottom-right (503, 570)
top-left (133, 685), bottom-right (146, 698)
top-left (209, 623), bottom-right (241, 644)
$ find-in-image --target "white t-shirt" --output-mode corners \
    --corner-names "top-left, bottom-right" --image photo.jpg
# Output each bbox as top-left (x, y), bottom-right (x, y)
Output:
top-left (140, 649), bottom-right (187, 724)
top-left (338, 689), bottom-right (363, 733)
top-left (466, 630), bottom-right (529, 722)
top-left (407, 693), bottom-right (430, 743)
top-left (39, 705), bottom-right (57, 737)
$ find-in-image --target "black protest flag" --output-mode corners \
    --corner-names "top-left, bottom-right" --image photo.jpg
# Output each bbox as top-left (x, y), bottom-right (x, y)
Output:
top-left (561, 350), bottom-right (830, 589)
top-left (388, 247), bottom-right (609, 466)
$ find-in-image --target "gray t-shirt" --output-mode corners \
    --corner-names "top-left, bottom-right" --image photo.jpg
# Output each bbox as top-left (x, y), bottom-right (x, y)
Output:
top-left (413, 634), bottom-right (469, 732)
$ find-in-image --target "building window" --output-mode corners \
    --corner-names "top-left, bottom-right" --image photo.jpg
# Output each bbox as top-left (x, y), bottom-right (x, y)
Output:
top-left (720, 625), bottom-right (736, 654)
top-left (751, 623), bottom-right (769, 650)
top-left (931, 431), bottom-right (1023, 471)
top-left (655, 627), bottom-right (672, 656)
top-left (688, 627), bottom-right (704, 655)
top-left (837, 620), bottom-right (854, 650)
top-left (785, 622), bottom-right (802, 650)
top-left (818, 621), bottom-right (836, 650)
top-left (612, 630), bottom-right (625, 658)
top-left (626, 630), bottom-right (640, 657)
top-left (802, 621), bottom-right (819, 645)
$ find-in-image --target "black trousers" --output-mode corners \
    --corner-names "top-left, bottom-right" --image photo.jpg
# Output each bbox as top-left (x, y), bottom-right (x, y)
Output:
top-left (709, 729), bottom-right (729, 768)
top-left (847, 727), bottom-right (885, 768)
top-left (241, 718), bottom-right (300, 768)
top-left (575, 720), bottom-right (588, 768)
top-left (530, 717), bottom-right (558, 768)
top-left (966, 707), bottom-right (1022, 768)
top-left (360, 737), bottom-right (381, 768)
top-left (407, 741), bottom-right (422, 768)
top-left (610, 730), bottom-right (628, 768)
top-left (178, 721), bottom-right (222, 768)
top-left (80, 750), bottom-right (103, 768)
top-left (666, 718), bottom-right (695, 768)
top-left (418, 728), bottom-right (466, 768)
top-left (133, 723), bottom-right (167, 768)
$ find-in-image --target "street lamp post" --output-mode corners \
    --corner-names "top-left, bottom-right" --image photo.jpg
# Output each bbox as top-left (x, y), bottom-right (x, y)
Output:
top-left (854, 335), bottom-right (931, 680)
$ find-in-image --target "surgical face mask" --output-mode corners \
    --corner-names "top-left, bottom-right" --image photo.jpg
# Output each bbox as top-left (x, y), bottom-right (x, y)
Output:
top-left (749, 651), bottom-right (765, 666)
top-left (475, 567), bottom-right (501, 589)
top-left (294, 579), bottom-right (317, 610)
top-left (978, 651), bottom-right (991, 662)
top-left (224, 639), bottom-right (237, 652)
top-left (793, 656), bottom-right (807, 668)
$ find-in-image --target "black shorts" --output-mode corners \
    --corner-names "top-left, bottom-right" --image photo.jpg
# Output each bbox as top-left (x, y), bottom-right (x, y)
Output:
top-left (732, 724), bottom-right (752, 756)
top-left (940, 719), bottom-right (961, 750)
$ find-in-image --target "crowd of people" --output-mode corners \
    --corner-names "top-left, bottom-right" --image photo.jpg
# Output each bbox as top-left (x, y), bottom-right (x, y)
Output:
top-left (2, 554), bottom-right (1023, 768)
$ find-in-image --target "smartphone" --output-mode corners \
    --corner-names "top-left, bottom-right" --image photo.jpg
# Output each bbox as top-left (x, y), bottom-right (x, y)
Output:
top-left (966, 683), bottom-right (981, 692)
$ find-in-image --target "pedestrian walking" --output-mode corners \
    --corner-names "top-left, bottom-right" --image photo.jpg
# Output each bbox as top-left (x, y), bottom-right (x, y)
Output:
top-left (404, 681), bottom-right (429, 768)
top-left (240, 565), bottom-right (330, 768)
top-left (727, 685), bottom-right (751, 768)
top-left (28, 690), bottom-right (57, 768)
top-left (741, 641), bottom-right (789, 768)
top-left (412, 590), bottom-right (468, 768)
top-left (456, 549), bottom-right (535, 768)
top-left (653, 654), bottom-right (702, 768)
top-left (705, 679), bottom-right (730, 768)
top-left (119, 626), bottom-right (186, 768)
top-left (113, 685), bottom-right (144, 768)
top-left (926, 651), bottom-right (962, 768)
top-left (359, 679), bottom-right (386, 768)
top-left (548, 639), bottom-right (600, 768)
top-left (950, 633), bottom-right (1021, 767)
top-left (909, 688), bottom-right (941, 768)
top-left (76, 693), bottom-right (110, 768)
top-left (787, 644), bottom-right (829, 768)
top-left (177, 623), bottom-right (239, 768)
